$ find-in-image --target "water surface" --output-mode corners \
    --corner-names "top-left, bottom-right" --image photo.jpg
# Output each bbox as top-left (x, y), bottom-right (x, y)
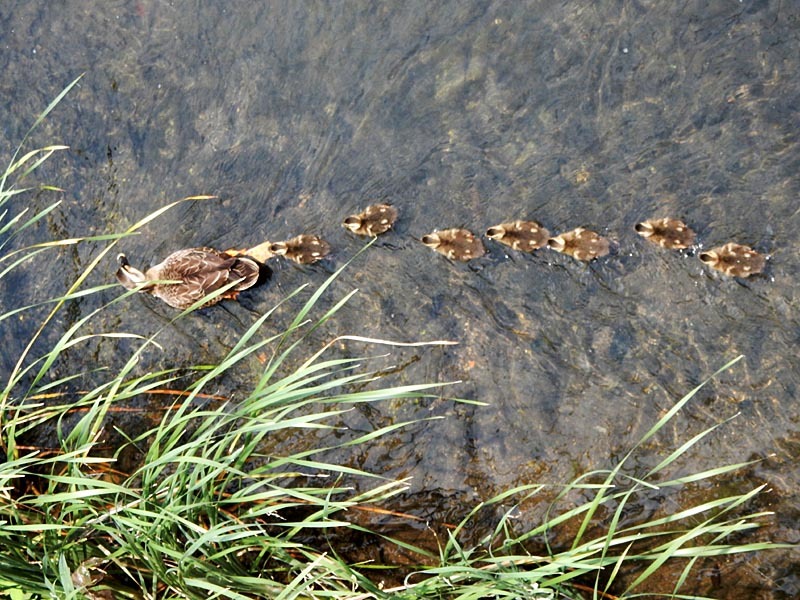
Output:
top-left (1, 1), bottom-right (798, 595)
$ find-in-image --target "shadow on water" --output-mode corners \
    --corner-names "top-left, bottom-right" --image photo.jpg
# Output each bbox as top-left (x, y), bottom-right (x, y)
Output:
top-left (1, 0), bottom-right (798, 595)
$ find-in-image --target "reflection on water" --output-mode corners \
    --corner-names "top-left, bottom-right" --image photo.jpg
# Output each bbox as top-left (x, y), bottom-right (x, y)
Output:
top-left (1, 0), bottom-right (798, 595)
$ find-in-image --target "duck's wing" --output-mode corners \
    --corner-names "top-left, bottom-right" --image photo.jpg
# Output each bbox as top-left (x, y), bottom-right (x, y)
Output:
top-left (229, 256), bottom-right (261, 289)
top-left (165, 249), bottom-right (241, 295)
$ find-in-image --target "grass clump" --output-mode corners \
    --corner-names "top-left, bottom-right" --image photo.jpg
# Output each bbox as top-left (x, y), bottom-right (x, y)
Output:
top-left (0, 80), bottom-right (790, 600)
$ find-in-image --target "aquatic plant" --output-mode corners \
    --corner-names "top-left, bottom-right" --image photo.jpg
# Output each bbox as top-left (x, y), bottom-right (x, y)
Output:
top-left (0, 80), bottom-right (788, 600)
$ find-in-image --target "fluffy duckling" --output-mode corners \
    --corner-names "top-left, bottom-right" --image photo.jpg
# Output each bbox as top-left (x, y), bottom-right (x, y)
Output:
top-left (699, 243), bottom-right (766, 277)
top-left (116, 248), bottom-right (262, 309)
top-left (421, 228), bottom-right (485, 261)
top-left (635, 218), bottom-right (696, 249)
top-left (343, 203), bottom-right (398, 237)
top-left (547, 227), bottom-right (610, 262)
top-left (269, 234), bottom-right (331, 264)
top-left (486, 220), bottom-right (550, 253)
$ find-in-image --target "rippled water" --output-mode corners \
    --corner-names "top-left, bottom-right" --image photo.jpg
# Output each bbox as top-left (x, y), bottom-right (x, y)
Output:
top-left (1, 1), bottom-right (798, 595)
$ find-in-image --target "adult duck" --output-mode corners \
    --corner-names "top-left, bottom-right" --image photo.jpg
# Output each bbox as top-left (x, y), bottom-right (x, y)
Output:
top-left (116, 248), bottom-right (262, 309)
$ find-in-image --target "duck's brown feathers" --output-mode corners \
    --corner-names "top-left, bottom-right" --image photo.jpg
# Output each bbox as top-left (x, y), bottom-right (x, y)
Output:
top-left (269, 234), bottom-right (331, 264)
top-left (699, 243), bottom-right (765, 277)
top-left (635, 218), bottom-right (696, 249)
top-left (116, 248), bottom-right (261, 309)
top-left (343, 204), bottom-right (398, 237)
top-left (486, 220), bottom-right (550, 252)
top-left (547, 227), bottom-right (610, 262)
top-left (422, 228), bottom-right (485, 261)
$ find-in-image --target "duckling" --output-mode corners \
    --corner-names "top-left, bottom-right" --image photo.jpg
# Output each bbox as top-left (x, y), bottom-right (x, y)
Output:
top-left (486, 220), bottom-right (550, 253)
top-left (547, 227), bottom-right (610, 262)
top-left (116, 248), bottom-right (262, 309)
top-left (343, 203), bottom-right (398, 237)
top-left (698, 243), bottom-right (766, 277)
top-left (269, 234), bottom-right (331, 264)
top-left (421, 228), bottom-right (485, 261)
top-left (635, 218), bottom-right (696, 249)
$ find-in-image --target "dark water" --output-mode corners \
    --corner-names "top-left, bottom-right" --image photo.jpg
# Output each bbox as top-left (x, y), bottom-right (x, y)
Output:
top-left (1, 1), bottom-right (798, 595)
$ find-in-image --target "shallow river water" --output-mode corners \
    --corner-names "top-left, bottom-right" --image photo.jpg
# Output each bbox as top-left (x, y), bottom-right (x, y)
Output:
top-left (1, 1), bottom-right (798, 596)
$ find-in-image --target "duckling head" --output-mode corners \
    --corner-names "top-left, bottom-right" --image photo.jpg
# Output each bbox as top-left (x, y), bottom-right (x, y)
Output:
top-left (546, 236), bottom-right (566, 252)
top-left (268, 242), bottom-right (288, 256)
top-left (698, 250), bottom-right (719, 266)
top-left (485, 225), bottom-right (506, 240)
top-left (421, 233), bottom-right (443, 249)
top-left (342, 215), bottom-right (363, 233)
top-left (116, 254), bottom-right (154, 291)
top-left (634, 222), bottom-right (655, 237)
